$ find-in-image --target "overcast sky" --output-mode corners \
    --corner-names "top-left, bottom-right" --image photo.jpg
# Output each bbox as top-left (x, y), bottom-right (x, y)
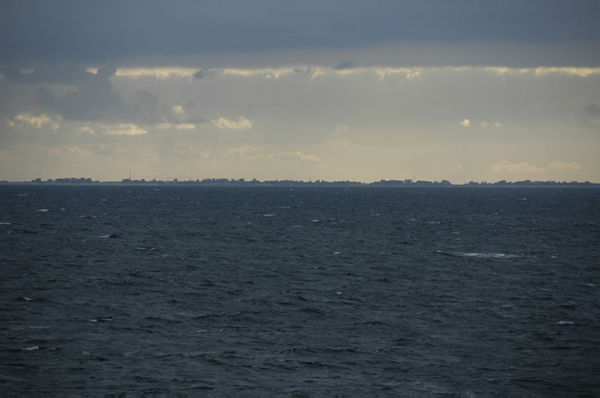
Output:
top-left (1, 0), bottom-right (599, 183)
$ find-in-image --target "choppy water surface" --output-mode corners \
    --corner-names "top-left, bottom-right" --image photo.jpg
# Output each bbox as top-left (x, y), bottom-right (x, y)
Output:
top-left (1, 186), bottom-right (599, 394)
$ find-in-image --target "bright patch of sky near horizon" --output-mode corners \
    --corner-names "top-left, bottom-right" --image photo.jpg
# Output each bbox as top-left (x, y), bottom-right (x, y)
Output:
top-left (1, 0), bottom-right (599, 183)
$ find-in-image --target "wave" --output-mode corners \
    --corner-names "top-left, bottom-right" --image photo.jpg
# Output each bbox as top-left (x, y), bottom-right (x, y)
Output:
top-left (434, 250), bottom-right (520, 259)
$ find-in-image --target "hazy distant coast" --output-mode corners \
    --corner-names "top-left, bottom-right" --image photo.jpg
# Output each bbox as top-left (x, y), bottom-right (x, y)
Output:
top-left (2, 177), bottom-right (598, 187)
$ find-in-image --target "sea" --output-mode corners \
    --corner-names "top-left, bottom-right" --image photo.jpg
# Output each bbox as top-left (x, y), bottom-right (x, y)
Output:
top-left (1, 185), bottom-right (599, 394)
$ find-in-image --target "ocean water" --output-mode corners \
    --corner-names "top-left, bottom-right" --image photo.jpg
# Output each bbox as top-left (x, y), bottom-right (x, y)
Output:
top-left (1, 185), bottom-right (599, 394)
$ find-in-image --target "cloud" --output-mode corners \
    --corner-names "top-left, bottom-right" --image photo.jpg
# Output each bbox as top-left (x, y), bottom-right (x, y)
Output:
top-left (116, 67), bottom-right (197, 79)
top-left (333, 124), bottom-right (349, 138)
top-left (269, 151), bottom-right (321, 162)
top-left (583, 104), bottom-right (600, 119)
top-left (2, 2), bottom-right (599, 67)
top-left (406, 70), bottom-right (422, 81)
top-left (374, 68), bottom-right (415, 80)
top-left (212, 117), bottom-right (253, 130)
top-left (546, 161), bottom-right (582, 171)
top-left (134, 90), bottom-right (159, 107)
top-left (225, 146), bottom-right (320, 162)
top-left (533, 67), bottom-right (600, 77)
top-left (11, 112), bottom-right (60, 130)
top-left (166, 144), bottom-right (211, 159)
top-left (175, 124), bottom-right (196, 130)
top-left (491, 161), bottom-right (544, 173)
top-left (460, 119), bottom-right (470, 127)
top-left (47, 145), bottom-right (93, 158)
top-left (484, 67), bottom-right (600, 77)
top-left (78, 126), bottom-right (96, 135)
top-left (3, 64), bottom-right (92, 85)
top-left (188, 66), bottom-right (600, 83)
top-left (193, 69), bottom-right (219, 80)
top-left (334, 61), bottom-right (354, 70)
top-left (33, 65), bottom-right (139, 121)
top-left (480, 121), bottom-right (502, 128)
top-left (100, 123), bottom-right (147, 136)
top-left (157, 123), bottom-right (196, 130)
top-left (491, 160), bottom-right (581, 173)
top-left (218, 68), bottom-right (294, 79)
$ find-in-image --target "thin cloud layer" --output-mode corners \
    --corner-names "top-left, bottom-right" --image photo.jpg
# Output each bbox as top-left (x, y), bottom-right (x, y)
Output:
top-left (491, 160), bottom-right (582, 173)
top-left (2, 1), bottom-right (599, 66)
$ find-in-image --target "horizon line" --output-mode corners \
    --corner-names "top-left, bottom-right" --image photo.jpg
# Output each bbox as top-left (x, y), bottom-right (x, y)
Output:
top-left (2, 177), bottom-right (599, 187)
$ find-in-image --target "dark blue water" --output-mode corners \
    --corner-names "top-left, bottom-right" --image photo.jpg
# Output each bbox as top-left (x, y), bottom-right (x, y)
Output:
top-left (1, 186), bottom-right (599, 394)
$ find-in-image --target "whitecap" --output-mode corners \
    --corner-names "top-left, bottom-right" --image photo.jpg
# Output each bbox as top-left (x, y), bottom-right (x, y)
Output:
top-left (0, 222), bottom-right (11, 225)
top-left (97, 235), bottom-right (110, 239)
top-left (23, 346), bottom-right (39, 351)
top-left (311, 219), bottom-right (320, 223)
top-left (462, 252), bottom-right (519, 259)
top-left (37, 209), bottom-right (49, 212)
top-left (264, 214), bottom-right (276, 217)
top-left (333, 252), bottom-right (341, 255)
top-left (556, 321), bottom-right (574, 325)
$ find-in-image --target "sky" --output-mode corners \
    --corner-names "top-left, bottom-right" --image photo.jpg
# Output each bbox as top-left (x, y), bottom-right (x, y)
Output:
top-left (1, 0), bottom-right (599, 183)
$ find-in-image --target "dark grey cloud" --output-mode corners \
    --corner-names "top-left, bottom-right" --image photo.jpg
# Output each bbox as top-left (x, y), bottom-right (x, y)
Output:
top-left (1, 0), bottom-right (599, 66)
top-left (134, 90), bottom-right (160, 108)
top-left (583, 103), bottom-right (600, 119)
top-left (181, 101), bottom-right (207, 123)
top-left (130, 90), bottom-right (160, 124)
top-left (33, 65), bottom-right (139, 121)
top-left (193, 69), bottom-right (219, 80)
top-left (2, 64), bottom-right (91, 85)
top-left (334, 61), bottom-right (354, 70)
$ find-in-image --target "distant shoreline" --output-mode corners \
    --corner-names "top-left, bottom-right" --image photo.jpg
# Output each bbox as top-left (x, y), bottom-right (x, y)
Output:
top-left (1, 178), bottom-right (598, 188)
